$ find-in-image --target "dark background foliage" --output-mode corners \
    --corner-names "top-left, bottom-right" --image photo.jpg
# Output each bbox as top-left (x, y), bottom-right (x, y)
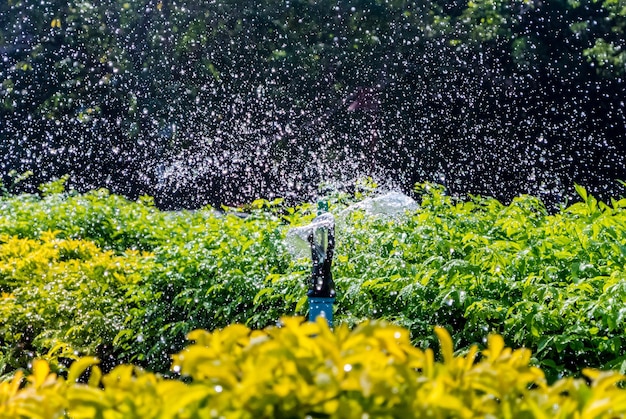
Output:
top-left (1, 0), bottom-right (625, 209)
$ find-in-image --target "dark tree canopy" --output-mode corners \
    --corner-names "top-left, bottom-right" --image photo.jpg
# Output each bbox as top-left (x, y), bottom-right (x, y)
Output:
top-left (1, 0), bottom-right (625, 208)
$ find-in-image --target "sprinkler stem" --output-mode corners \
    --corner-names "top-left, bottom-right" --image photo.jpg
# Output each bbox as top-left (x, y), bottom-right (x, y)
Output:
top-left (307, 200), bottom-right (335, 327)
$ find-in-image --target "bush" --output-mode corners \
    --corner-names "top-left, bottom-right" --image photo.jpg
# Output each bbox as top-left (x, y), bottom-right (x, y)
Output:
top-left (0, 232), bottom-right (156, 377)
top-left (3, 182), bottom-right (626, 382)
top-left (328, 183), bottom-right (626, 380)
top-left (137, 202), bottom-right (298, 372)
top-left (0, 186), bottom-right (306, 375)
top-left (3, 318), bottom-right (626, 418)
top-left (0, 184), bottom-right (172, 252)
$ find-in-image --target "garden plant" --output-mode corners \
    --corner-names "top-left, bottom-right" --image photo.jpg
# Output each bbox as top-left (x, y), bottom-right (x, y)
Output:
top-left (2, 178), bottom-right (626, 415)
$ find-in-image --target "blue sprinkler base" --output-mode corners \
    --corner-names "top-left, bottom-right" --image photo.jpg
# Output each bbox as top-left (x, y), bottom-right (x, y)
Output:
top-left (308, 297), bottom-right (335, 327)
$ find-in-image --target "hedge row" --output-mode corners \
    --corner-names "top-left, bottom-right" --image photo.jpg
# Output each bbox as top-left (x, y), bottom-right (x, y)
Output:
top-left (2, 180), bottom-right (626, 382)
top-left (0, 181), bottom-right (297, 376)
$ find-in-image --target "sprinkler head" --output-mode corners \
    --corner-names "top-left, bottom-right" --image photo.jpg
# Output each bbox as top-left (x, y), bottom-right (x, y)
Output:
top-left (307, 217), bottom-right (336, 299)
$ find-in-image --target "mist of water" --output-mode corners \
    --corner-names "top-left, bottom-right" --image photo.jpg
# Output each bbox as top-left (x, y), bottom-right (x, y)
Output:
top-left (1, 1), bottom-right (624, 209)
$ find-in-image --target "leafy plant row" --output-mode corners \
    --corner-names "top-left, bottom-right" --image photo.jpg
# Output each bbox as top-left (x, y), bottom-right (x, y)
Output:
top-left (329, 183), bottom-right (626, 381)
top-left (2, 179), bottom-right (626, 382)
top-left (0, 181), bottom-right (297, 376)
top-left (3, 317), bottom-right (626, 419)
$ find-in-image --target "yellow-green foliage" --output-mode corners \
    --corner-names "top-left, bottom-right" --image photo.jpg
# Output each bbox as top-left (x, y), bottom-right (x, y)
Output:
top-left (0, 231), bottom-right (147, 287)
top-left (0, 232), bottom-right (155, 373)
top-left (2, 317), bottom-right (626, 418)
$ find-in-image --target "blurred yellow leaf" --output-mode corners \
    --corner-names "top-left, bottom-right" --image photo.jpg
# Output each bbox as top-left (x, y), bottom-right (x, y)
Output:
top-left (435, 326), bottom-right (454, 365)
top-left (484, 333), bottom-right (505, 360)
top-left (29, 359), bottom-right (50, 388)
top-left (68, 357), bottom-right (100, 383)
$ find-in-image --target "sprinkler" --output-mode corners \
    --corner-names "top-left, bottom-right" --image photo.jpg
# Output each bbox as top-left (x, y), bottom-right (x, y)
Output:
top-left (307, 201), bottom-right (336, 327)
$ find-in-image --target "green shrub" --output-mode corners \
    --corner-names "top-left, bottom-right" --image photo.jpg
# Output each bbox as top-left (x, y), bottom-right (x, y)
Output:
top-left (3, 181), bottom-right (626, 382)
top-left (326, 184), bottom-right (626, 380)
top-left (138, 203), bottom-right (299, 372)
